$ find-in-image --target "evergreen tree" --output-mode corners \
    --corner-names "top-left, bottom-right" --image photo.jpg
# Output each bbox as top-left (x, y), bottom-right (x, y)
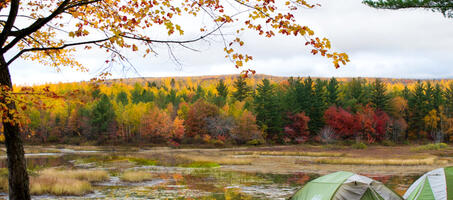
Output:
top-left (90, 94), bottom-right (115, 139)
top-left (343, 78), bottom-right (369, 111)
top-left (363, 0), bottom-right (453, 18)
top-left (141, 89), bottom-right (154, 102)
top-left (445, 82), bottom-right (453, 117)
top-left (309, 79), bottom-right (327, 134)
top-left (301, 77), bottom-right (315, 112)
top-left (370, 78), bottom-right (390, 112)
top-left (167, 89), bottom-right (180, 106)
top-left (116, 91), bottom-right (129, 105)
top-left (254, 79), bottom-right (283, 142)
top-left (408, 81), bottom-right (428, 138)
top-left (170, 78), bottom-right (176, 88)
top-left (233, 76), bottom-right (251, 101)
top-left (402, 85), bottom-right (411, 100)
top-left (326, 77), bottom-right (340, 106)
top-left (214, 79), bottom-right (229, 107)
top-left (432, 83), bottom-right (444, 111)
top-left (424, 81), bottom-right (435, 112)
top-left (131, 83), bottom-right (144, 104)
top-left (193, 85), bottom-right (205, 102)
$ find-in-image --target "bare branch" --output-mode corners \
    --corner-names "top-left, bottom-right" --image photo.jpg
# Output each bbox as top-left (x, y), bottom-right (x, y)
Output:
top-left (122, 21), bottom-right (226, 44)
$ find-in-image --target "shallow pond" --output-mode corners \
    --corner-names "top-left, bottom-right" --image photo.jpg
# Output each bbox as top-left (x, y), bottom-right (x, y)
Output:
top-left (0, 148), bottom-right (420, 200)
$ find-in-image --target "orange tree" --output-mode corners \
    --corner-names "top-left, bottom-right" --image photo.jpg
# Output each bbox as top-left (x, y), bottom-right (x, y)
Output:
top-left (0, 0), bottom-right (349, 198)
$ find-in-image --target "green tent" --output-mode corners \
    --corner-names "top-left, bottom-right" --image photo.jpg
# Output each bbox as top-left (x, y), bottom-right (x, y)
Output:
top-left (404, 167), bottom-right (453, 200)
top-left (290, 171), bottom-right (402, 200)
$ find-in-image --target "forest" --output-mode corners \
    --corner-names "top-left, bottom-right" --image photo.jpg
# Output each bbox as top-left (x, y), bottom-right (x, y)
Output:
top-left (8, 74), bottom-right (453, 147)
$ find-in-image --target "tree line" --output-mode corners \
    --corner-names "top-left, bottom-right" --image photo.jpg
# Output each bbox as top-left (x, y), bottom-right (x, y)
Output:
top-left (9, 76), bottom-right (453, 146)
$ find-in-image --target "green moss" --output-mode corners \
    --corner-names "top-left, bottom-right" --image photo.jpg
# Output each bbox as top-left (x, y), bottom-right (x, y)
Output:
top-left (128, 157), bottom-right (157, 166)
top-left (179, 161), bottom-right (220, 168)
top-left (352, 142), bottom-right (367, 149)
top-left (411, 143), bottom-right (448, 151)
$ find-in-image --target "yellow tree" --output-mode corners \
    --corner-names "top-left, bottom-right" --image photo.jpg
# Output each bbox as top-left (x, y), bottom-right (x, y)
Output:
top-left (0, 0), bottom-right (349, 198)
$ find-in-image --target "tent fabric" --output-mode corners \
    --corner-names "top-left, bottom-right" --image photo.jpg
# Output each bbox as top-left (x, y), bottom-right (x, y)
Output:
top-left (371, 182), bottom-right (402, 200)
top-left (404, 167), bottom-right (453, 200)
top-left (291, 172), bottom-right (402, 200)
top-left (444, 167), bottom-right (453, 200)
top-left (427, 168), bottom-right (446, 200)
top-left (333, 174), bottom-right (377, 200)
top-left (404, 174), bottom-right (428, 199)
top-left (290, 171), bottom-right (354, 200)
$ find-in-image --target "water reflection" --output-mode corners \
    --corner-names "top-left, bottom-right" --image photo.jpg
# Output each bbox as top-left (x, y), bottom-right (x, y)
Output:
top-left (0, 150), bottom-right (422, 199)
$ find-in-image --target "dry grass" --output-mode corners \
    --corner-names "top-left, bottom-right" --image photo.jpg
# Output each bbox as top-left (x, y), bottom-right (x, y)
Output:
top-left (177, 154), bottom-right (252, 165)
top-left (39, 168), bottom-right (109, 182)
top-left (120, 171), bottom-right (154, 182)
top-left (0, 169), bottom-right (107, 195)
top-left (235, 151), bottom-right (345, 157)
top-left (0, 177), bottom-right (7, 192)
top-left (314, 156), bottom-right (437, 166)
top-left (30, 176), bottom-right (91, 196)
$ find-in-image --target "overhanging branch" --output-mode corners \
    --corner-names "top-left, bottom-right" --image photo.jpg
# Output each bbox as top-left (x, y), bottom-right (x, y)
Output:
top-left (7, 37), bottom-right (114, 66)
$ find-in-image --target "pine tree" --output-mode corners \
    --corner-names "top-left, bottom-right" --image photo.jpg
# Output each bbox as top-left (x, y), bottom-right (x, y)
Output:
top-left (131, 83), bottom-right (144, 104)
top-left (432, 83), bottom-right (444, 111)
top-left (90, 94), bottom-right (115, 139)
top-left (409, 81), bottom-right (428, 138)
top-left (233, 76), bottom-right (251, 101)
top-left (309, 79), bottom-right (327, 134)
top-left (370, 79), bottom-right (390, 112)
top-left (424, 81), bottom-right (435, 111)
top-left (363, 0), bottom-right (453, 18)
top-left (445, 82), bottom-right (453, 117)
top-left (193, 85), bottom-right (205, 102)
top-left (214, 79), bottom-right (229, 107)
top-left (116, 91), bottom-right (129, 105)
top-left (326, 77), bottom-right (340, 106)
top-left (254, 79), bottom-right (283, 142)
top-left (343, 78), bottom-right (369, 111)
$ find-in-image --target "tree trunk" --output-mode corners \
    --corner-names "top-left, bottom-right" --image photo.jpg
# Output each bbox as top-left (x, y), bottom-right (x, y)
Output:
top-left (0, 57), bottom-right (31, 200)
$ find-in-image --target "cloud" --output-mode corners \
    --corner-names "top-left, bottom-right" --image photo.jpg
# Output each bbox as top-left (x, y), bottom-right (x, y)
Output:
top-left (9, 0), bottom-right (453, 85)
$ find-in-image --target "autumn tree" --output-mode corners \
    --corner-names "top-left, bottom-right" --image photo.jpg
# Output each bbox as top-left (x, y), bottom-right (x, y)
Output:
top-left (284, 112), bottom-right (310, 143)
top-left (0, 0), bottom-right (350, 197)
top-left (324, 106), bottom-right (357, 140)
top-left (231, 111), bottom-right (262, 144)
top-left (389, 96), bottom-right (408, 141)
top-left (185, 100), bottom-right (219, 138)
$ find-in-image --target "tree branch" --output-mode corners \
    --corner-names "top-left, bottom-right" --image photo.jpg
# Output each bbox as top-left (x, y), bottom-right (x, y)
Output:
top-left (122, 21), bottom-right (227, 44)
top-left (1, 0), bottom-right (71, 53)
top-left (0, 0), bottom-right (19, 48)
top-left (6, 37), bottom-right (114, 66)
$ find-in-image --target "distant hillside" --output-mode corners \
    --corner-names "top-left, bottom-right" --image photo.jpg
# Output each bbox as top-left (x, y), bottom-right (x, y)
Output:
top-left (104, 74), bottom-right (450, 86)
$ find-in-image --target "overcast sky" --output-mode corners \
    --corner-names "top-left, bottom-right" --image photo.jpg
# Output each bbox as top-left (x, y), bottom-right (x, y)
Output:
top-left (10, 0), bottom-right (453, 85)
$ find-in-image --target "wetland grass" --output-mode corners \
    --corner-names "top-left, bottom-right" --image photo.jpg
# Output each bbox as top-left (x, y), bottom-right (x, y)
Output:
top-left (314, 156), bottom-right (437, 166)
top-left (120, 171), bottom-right (155, 182)
top-left (234, 151), bottom-right (345, 157)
